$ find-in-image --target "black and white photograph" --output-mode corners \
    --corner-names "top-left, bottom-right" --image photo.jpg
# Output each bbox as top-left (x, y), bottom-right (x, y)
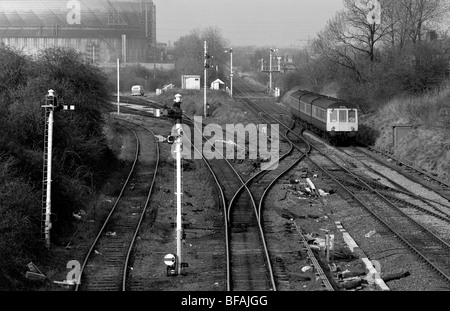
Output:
top-left (0, 0), bottom-right (449, 302)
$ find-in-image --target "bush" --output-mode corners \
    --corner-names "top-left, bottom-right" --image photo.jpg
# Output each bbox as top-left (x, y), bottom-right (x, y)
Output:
top-left (0, 46), bottom-right (116, 289)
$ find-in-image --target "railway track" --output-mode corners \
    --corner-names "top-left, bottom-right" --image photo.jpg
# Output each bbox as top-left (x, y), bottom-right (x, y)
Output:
top-left (185, 116), bottom-right (279, 291)
top-left (75, 117), bottom-right (160, 291)
top-left (307, 148), bottom-right (450, 283)
top-left (106, 96), bottom-right (281, 291)
top-left (230, 81), bottom-right (337, 291)
top-left (232, 76), bottom-right (450, 287)
top-left (357, 143), bottom-right (450, 201)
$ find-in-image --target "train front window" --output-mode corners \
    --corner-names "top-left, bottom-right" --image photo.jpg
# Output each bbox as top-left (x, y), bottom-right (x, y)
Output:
top-left (349, 110), bottom-right (356, 122)
top-left (339, 110), bottom-right (347, 122)
top-left (330, 110), bottom-right (337, 122)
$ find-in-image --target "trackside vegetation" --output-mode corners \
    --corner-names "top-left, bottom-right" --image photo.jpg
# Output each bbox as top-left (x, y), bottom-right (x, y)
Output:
top-left (0, 45), bottom-right (115, 289)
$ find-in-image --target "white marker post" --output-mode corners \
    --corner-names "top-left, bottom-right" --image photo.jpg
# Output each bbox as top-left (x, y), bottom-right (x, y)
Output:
top-left (45, 103), bottom-right (54, 249)
top-left (204, 41), bottom-right (208, 117)
top-left (117, 58), bottom-right (120, 115)
top-left (175, 123), bottom-right (183, 275)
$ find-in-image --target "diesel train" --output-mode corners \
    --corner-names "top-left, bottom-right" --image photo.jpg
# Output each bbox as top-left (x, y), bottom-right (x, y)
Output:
top-left (287, 90), bottom-right (358, 144)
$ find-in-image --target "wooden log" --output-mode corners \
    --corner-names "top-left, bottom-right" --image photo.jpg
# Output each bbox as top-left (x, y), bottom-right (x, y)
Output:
top-left (381, 271), bottom-right (410, 282)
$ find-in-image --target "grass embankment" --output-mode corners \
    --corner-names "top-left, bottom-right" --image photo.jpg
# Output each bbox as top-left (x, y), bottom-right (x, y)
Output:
top-left (156, 89), bottom-right (259, 125)
top-left (360, 86), bottom-right (450, 182)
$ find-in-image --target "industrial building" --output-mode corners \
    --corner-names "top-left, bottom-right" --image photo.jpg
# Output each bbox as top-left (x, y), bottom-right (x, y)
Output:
top-left (0, 0), bottom-right (156, 64)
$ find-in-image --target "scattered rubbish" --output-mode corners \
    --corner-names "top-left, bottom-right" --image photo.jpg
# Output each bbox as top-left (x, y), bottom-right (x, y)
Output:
top-left (309, 244), bottom-right (321, 251)
top-left (25, 262), bottom-right (46, 282)
top-left (290, 179), bottom-right (301, 184)
top-left (328, 263), bottom-right (337, 272)
top-left (53, 279), bottom-right (75, 287)
top-left (26, 271), bottom-right (46, 282)
top-left (94, 250), bottom-right (102, 255)
top-left (72, 212), bottom-right (82, 220)
top-left (333, 248), bottom-right (358, 261)
top-left (365, 230), bottom-right (376, 238)
top-left (106, 231), bottom-right (116, 237)
top-left (281, 209), bottom-right (297, 220)
top-left (339, 269), bottom-right (366, 279)
top-left (306, 178), bottom-right (316, 191)
top-left (313, 174), bottom-right (318, 178)
top-left (129, 184), bottom-right (135, 190)
top-left (305, 232), bottom-right (319, 241)
top-left (301, 266), bottom-right (311, 273)
top-left (214, 282), bottom-right (219, 286)
top-left (318, 189), bottom-right (330, 196)
top-left (313, 238), bottom-right (326, 249)
top-left (27, 262), bottom-right (42, 274)
top-left (104, 199), bottom-right (112, 203)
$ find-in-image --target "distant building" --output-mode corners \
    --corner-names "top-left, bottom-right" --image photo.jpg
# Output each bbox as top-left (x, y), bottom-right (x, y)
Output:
top-left (181, 75), bottom-right (201, 90)
top-left (210, 79), bottom-right (225, 90)
top-left (0, 0), bottom-right (156, 64)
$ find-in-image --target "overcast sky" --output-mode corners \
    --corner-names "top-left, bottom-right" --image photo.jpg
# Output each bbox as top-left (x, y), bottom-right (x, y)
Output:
top-left (152, 0), bottom-right (345, 48)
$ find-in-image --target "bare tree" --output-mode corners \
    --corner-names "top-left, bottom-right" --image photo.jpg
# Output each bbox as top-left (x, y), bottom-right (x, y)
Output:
top-left (173, 27), bottom-right (228, 77)
top-left (383, 0), bottom-right (450, 48)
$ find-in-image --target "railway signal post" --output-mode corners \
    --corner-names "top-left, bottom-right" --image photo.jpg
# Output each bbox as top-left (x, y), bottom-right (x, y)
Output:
top-left (41, 89), bottom-right (75, 249)
top-left (262, 48), bottom-right (280, 96)
top-left (225, 47), bottom-right (233, 97)
top-left (204, 41), bottom-right (209, 117)
top-left (155, 106), bottom-right (187, 275)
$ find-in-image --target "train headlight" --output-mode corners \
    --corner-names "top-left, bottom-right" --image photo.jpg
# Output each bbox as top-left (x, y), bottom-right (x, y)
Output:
top-left (331, 126), bottom-right (335, 131)
top-left (351, 127), bottom-right (355, 131)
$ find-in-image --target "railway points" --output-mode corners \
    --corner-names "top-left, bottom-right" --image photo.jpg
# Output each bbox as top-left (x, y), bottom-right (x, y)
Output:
top-left (46, 84), bottom-right (450, 292)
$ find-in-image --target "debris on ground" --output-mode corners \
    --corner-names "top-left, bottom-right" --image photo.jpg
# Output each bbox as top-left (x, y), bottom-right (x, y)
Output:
top-left (280, 208), bottom-right (298, 220)
top-left (106, 231), bottom-right (116, 237)
top-left (318, 189), bottom-right (330, 196)
top-left (365, 230), bottom-right (376, 238)
top-left (301, 266), bottom-right (312, 273)
top-left (25, 262), bottom-right (46, 282)
top-left (53, 279), bottom-right (76, 287)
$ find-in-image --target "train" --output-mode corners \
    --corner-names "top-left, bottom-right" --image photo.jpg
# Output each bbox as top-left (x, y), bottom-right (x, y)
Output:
top-left (287, 89), bottom-right (358, 144)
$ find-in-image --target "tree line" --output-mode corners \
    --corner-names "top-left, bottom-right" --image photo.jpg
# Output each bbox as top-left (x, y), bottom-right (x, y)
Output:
top-left (280, 0), bottom-right (450, 110)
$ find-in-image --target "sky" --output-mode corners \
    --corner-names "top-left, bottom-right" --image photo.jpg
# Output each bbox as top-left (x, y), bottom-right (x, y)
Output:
top-left (152, 0), bottom-right (345, 48)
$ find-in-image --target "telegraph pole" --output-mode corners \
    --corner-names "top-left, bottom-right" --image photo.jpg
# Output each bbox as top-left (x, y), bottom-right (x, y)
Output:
top-left (228, 48), bottom-right (233, 97)
top-left (262, 48), bottom-right (279, 96)
top-left (117, 58), bottom-right (120, 115)
top-left (204, 41), bottom-right (209, 117)
top-left (269, 49), bottom-right (273, 95)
